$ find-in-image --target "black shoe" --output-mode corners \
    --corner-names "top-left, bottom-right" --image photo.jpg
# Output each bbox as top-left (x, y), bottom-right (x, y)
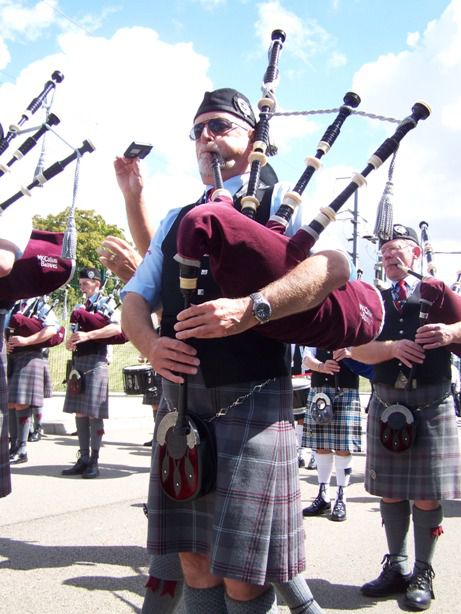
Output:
top-left (9, 444), bottom-right (18, 460)
top-left (361, 554), bottom-right (411, 597)
top-left (405, 565), bottom-right (435, 610)
top-left (11, 451), bottom-right (28, 464)
top-left (28, 429), bottom-right (41, 442)
top-left (82, 459), bottom-right (100, 479)
top-left (298, 455), bottom-right (305, 468)
top-left (143, 439), bottom-right (153, 447)
top-left (62, 458), bottom-right (89, 476)
top-left (331, 488), bottom-right (347, 522)
top-left (303, 484), bottom-right (331, 517)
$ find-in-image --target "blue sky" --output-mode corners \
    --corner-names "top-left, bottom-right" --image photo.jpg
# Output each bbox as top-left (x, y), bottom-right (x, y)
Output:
top-left (0, 0), bottom-right (459, 283)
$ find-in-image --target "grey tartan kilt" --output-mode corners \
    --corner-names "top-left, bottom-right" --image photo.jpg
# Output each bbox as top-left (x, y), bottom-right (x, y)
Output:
top-left (7, 350), bottom-right (52, 405)
top-left (63, 353), bottom-right (109, 419)
top-left (0, 315), bottom-right (12, 498)
top-left (146, 371), bottom-right (305, 586)
top-left (302, 386), bottom-right (362, 452)
top-left (365, 382), bottom-right (461, 500)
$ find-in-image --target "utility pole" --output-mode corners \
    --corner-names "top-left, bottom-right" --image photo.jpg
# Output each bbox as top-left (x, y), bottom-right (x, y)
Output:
top-left (336, 176), bottom-right (359, 268)
top-left (350, 191), bottom-right (359, 268)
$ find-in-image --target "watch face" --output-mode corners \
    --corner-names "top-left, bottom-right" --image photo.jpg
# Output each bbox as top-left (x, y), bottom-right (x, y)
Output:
top-left (251, 293), bottom-right (271, 323)
top-left (255, 303), bottom-right (270, 320)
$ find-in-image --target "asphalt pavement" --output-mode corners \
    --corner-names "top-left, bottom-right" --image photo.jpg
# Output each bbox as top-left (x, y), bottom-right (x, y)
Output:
top-left (1, 393), bottom-right (460, 614)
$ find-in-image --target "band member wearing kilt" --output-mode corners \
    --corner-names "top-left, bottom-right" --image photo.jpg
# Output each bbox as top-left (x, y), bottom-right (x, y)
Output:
top-left (0, 204), bottom-right (33, 497)
top-left (301, 347), bottom-right (364, 522)
top-left (352, 224), bottom-right (461, 611)
top-left (120, 87), bottom-right (356, 613)
top-left (62, 267), bottom-right (122, 479)
top-left (7, 296), bottom-right (62, 463)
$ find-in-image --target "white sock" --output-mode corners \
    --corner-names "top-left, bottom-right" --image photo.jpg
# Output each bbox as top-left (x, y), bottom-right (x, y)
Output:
top-left (334, 454), bottom-right (352, 503)
top-left (316, 453), bottom-right (334, 500)
top-left (295, 423), bottom-right (304, 448)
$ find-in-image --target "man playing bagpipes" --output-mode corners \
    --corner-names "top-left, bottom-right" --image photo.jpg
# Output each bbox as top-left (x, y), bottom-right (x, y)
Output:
top-left (7, 296), bottom-right (64, 464)
top-left (61, 267), bottom-right (124, 479)
top-left (349, 224), bottom-right (461, 611)
top-left (120, 85), bottom-right (359, 613)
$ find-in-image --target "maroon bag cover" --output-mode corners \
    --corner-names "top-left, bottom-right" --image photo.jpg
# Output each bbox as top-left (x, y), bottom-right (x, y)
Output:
top-left (0, 229), bottom-right (75, 301)
top-left (70, 308), bottom-right (127, 345)
top-left (8, 313), bottom-right (65, 349)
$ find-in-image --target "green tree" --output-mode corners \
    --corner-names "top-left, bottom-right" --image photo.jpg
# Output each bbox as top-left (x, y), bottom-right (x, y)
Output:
top-left (33, 208), bottom-right (129, 315)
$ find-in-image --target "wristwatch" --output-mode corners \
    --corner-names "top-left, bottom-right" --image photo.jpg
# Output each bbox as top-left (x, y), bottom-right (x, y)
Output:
top-left (250, 292), bottom-right (272, 324)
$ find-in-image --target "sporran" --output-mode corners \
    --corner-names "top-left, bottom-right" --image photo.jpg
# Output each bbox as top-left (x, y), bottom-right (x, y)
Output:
top-left (156, 410), bottom-right (217, 502)
top-left (379, 403), bottom-right (415, 452)
top-left (310, 391), bottom-right (334, 425)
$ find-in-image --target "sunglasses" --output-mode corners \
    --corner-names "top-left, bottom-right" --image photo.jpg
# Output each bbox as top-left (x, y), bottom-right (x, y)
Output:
top-left (189, 118), bottom-right (247, 141)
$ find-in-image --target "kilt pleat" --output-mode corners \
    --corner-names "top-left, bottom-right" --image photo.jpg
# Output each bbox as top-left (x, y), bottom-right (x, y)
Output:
top-left (7, 350), bottom-right (52, 406)
top-left (365, 382), bottom-right (461, 500)
top-left (63, 353), bottom-right (109, 419)
top-left (0, 314), bottom-right (12, 498)
top-left (146, 371), bottom-right (305, 585)
top-left (302, 386), bottom-right (362, 452)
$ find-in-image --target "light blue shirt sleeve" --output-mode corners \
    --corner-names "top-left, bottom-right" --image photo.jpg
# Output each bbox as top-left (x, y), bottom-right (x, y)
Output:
top-left (122, 205), bottom-right (183, 310)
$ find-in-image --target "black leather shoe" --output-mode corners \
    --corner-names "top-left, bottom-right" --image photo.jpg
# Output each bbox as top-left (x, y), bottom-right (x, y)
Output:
top-left (361, 555), bottom-right (411, 597)
top-left (28, 429), bottom-right (41, 442)
top-left (11, 451), bottom-right (28, 464)
top-left (62, 458), bottom-right (89, 476)
top-left (82, 460), bottom-right (100, 479)
top-left (143, 439), bottom-right (153, 447)
top-left (303, 484), bottom-right (331, 517)
top-left (405, 566), bottom-right (435, 610)
top-left (331, 488), bottom-right (347, 521)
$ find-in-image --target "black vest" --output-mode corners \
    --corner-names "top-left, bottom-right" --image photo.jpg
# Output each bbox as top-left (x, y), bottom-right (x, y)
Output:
top-left (160, 181), bottom-right (290, 388)
top-left (373, 284), bottom-right (451, 386)
top-left (311, 349), bottom-right (359, 389)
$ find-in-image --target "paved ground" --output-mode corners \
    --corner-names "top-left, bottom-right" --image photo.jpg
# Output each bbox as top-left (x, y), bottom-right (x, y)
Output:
top-left (1, 393), bottom-right (460, 613)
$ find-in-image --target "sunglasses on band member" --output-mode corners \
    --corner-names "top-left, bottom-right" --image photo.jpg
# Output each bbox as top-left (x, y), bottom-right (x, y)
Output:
top-left (189, 118), bottom-right (249, 141)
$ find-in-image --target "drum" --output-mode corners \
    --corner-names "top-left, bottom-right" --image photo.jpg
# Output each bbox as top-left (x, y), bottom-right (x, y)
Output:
top-left (142, 373), bottom-right (163, 406)
top-left (123, 365), bottom-right (155, 395)
top-left (292, 375), bottom-right (310, 419)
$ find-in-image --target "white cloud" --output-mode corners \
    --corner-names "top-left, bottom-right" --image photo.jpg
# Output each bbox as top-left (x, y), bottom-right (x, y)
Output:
top-left (256, 1), bottom-right (334, 65)
top-left (0, 36), bottom-right (10, 69)
top-left (0, 25), bottom-right (213, 235)
top-left (407, 31), bottom-right (420, 47)
top-left (0, 0), bottom-right (58, 41)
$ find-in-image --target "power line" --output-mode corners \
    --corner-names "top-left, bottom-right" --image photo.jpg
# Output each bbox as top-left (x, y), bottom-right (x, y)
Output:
top-left (41, 0), bottom-right (92, 35)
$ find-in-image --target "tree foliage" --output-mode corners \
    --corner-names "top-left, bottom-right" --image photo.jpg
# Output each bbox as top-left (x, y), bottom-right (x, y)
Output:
top-left (33, 208), bottom-right (129, 314)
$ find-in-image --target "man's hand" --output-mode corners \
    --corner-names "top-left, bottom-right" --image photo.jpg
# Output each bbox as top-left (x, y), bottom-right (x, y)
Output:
top-left (391, 339), bottom-right (425, 368)
top-left (114, 156), bottom-right (144, 200)
top-left (415, 322), bottom-right (457, 350)
top-left (6, 335), bottom-right (27, 352)
top-left (174, 297), bottom-right (253, 340)
top-left (320, 359), bottom-right (341, 375)
top-left (146, 336), bottom-right (200, 384)
top-left (97, 236), bottom-right (142, 283)
top-left (66, 331), bottom-right (90, 351)
top-left (332, 347), bottom-right (352, 361)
